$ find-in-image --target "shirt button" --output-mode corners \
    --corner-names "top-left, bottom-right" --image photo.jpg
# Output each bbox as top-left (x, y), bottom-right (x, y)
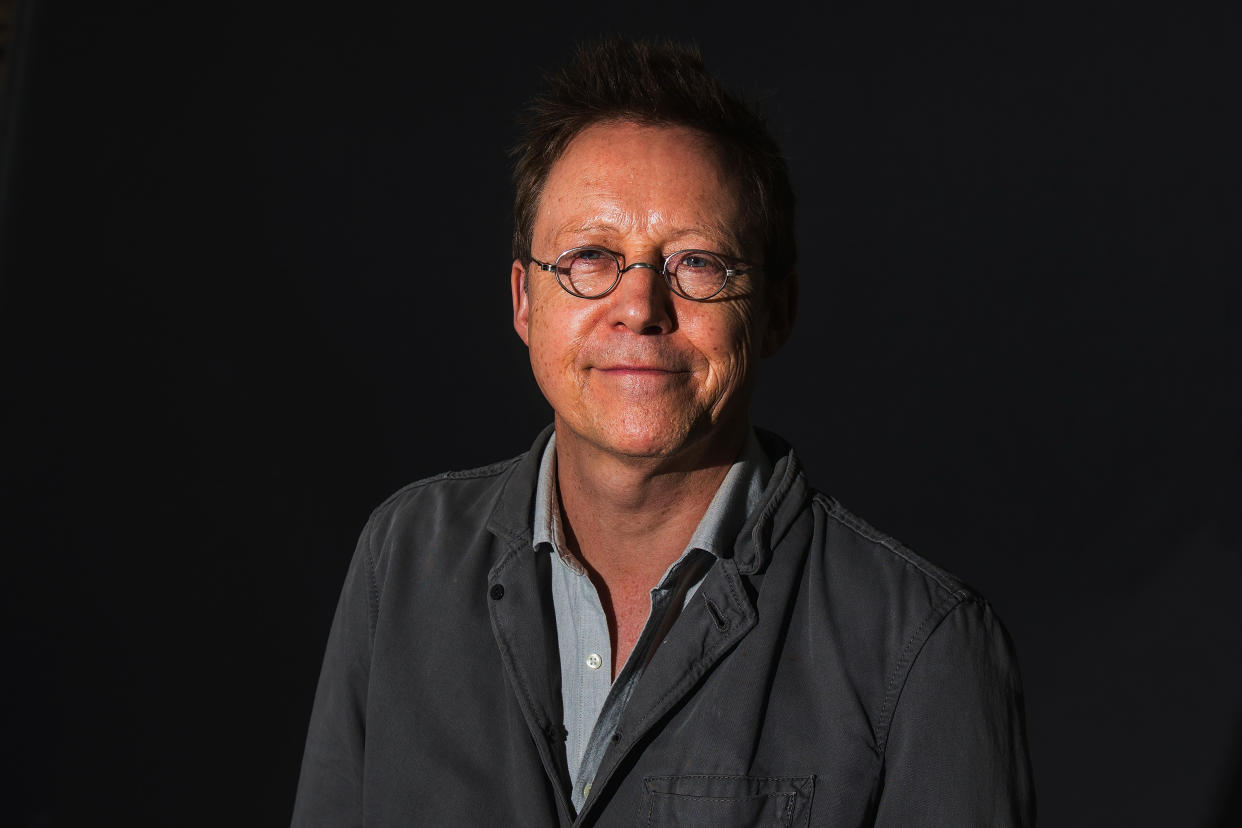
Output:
top-left (586, 653), bottom-right (602, 670)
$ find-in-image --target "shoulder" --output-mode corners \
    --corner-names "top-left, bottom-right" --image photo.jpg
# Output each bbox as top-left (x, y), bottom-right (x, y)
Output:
top-left (811, 491), bottom-right (973, 610)
top-left (354, 453), bottom-right (528, 577)
top-left (370, 456), bottom-right (521, 527)
top-left (796, 491), bottom-right (1012, 736)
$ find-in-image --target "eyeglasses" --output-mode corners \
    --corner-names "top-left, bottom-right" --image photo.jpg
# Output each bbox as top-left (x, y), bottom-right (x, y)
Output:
top-left (530, 245), bottom-right (759, 301)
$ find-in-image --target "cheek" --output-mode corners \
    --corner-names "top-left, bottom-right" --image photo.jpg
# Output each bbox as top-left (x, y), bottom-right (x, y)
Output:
top-left (528, 295), bottom-right (596, 372)
top-left (683, 305), bottom-right (762, 392)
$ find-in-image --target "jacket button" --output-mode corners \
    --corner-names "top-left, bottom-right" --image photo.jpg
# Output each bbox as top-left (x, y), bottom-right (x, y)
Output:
top-left (489, 584), bottom-right (505, 600)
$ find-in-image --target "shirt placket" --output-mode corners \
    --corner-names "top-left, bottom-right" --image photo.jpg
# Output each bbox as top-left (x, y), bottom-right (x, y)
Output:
top-left (560, 554), bottom-right (612, 783)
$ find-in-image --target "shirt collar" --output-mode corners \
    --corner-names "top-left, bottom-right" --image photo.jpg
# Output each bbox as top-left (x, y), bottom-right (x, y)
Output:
top-left (532, 431), bottom-right (575, 568)
top-left (531, 429), bottom-right (772, 563)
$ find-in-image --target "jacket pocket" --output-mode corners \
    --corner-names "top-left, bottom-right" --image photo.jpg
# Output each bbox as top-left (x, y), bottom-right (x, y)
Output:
top-left (641, 774), bottom-right (815, 827)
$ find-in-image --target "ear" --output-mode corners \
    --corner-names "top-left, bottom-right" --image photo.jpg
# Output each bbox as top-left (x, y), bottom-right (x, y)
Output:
top-left (760, 268), bottom-right (798, 357)
top-left (511, 259), bottom-right (532, 346)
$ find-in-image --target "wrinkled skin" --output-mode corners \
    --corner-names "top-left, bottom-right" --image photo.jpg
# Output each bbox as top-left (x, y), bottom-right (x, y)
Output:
top-left (511, 121), bottom-right (794, 470)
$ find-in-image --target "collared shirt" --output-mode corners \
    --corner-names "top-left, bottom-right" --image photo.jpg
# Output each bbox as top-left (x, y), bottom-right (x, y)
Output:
top-left (532, 429), bottom-right (772, 812)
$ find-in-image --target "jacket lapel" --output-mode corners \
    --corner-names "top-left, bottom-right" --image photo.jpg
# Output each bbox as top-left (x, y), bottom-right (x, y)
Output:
top-left (573, 438), bottom-right (808, 824)
top-left (484, 427), bottom-right (576, 823)
top-left (574, 558), bottom-right (759, 824)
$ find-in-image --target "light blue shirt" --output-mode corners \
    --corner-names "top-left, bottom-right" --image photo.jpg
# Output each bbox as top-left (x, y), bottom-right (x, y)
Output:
top-left (532, 429), bottom-right (771, 812)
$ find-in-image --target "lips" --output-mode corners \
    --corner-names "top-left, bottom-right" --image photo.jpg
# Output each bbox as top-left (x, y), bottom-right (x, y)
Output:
top-left (596, 364), bottom-right (686, 373)
top-left (586, 344), bottom-right (695, 375)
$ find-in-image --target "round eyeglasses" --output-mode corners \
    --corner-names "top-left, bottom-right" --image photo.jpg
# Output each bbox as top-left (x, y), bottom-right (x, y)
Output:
top-left (530, 246), bottom-right (759, 301)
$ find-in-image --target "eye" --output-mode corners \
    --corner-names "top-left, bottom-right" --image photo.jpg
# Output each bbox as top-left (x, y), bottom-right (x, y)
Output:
top-left (666, 250), bottom-right (731, 300)
top-left (669, 250), bottom-right (726, 273)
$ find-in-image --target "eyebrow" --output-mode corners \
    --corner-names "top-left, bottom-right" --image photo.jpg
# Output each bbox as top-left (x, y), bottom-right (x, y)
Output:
top-left (552, 220), bottom-right (749, 257)
top-left (561, 221), bottom-right (623, 237)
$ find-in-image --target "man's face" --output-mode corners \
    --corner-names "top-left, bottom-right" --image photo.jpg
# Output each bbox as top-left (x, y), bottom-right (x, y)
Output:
top-left (512, 121), bottom-right (792, 463)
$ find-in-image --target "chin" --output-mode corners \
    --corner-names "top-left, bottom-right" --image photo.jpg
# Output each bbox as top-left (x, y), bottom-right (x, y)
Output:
top-left (600, 432), bottom-right (687, 459)
top-left (587, 411), bottom-right (709, 461)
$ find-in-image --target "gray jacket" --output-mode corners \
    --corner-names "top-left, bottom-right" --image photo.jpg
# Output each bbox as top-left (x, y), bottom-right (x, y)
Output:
top-left (292, 428), bottom-right (1035, 826)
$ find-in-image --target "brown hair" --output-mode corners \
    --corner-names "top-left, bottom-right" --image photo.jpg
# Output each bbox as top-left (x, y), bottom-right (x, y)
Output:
top-left (511, 37), bottom-right (796, 283)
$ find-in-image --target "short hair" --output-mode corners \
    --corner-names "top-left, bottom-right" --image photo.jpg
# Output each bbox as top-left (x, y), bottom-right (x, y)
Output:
top-left (511, 37), bottom-right (797, 284)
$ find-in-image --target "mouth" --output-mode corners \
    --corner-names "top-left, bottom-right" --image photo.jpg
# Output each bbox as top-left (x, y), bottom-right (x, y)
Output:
top-left (595, 364), bottom-right (688, 375)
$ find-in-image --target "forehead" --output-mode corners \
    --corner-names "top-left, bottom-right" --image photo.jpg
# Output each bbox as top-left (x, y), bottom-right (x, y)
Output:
top-left (534, 121), bottom-right (748, 250)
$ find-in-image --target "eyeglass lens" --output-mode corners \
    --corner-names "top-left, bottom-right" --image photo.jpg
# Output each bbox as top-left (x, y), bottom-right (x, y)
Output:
top-left (555, 248), bottom-right (728, 299)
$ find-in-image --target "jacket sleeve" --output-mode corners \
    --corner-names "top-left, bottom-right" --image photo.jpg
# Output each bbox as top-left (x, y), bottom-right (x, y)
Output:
top-left (873, 598), bottom-right (1036, 827)
top-left (291, 529), bottom-right (377, 828)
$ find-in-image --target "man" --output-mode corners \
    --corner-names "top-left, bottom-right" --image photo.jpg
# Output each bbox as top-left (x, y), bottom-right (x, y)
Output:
top-left (293, 38), bottom-right (1035, 826)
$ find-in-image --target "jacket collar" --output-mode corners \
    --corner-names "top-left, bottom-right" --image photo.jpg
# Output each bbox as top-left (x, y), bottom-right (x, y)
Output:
top-left (485, 424), bottom-right (809, 575)
top-left (732, 427), bottom-right (810, 574)
top-left (484, 424), bottom-right (554, 550)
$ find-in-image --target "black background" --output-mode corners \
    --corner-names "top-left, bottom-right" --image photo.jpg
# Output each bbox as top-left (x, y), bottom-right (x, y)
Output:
top-left (2, 2), bottom-right (1239, 825)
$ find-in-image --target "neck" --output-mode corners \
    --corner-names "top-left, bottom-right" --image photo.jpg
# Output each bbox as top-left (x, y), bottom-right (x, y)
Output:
top-left (553, 418), bottom-right (747, 584)
top-left (551, 418), bottom-right (749, 676)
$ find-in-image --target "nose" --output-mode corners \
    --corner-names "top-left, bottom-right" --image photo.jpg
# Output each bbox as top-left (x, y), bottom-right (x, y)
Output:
top-left (609, 259), bottom-right (676, 335)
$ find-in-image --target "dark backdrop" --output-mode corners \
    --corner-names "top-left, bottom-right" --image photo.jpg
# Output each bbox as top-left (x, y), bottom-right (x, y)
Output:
top-left (2, 2), bottom-right (1239, 825)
